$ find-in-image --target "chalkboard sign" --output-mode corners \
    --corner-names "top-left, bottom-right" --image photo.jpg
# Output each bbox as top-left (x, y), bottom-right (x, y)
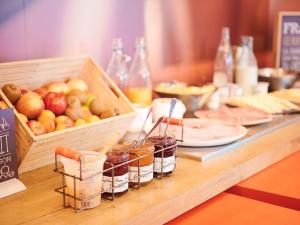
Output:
top-left (0, 108), bottom-right (17, 183)
top-left (275, 12), bottom-right (300, 72)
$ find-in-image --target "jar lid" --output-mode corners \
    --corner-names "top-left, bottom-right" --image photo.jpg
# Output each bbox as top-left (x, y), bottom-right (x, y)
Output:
top-left (129, 140), bottom-right (155, 155)
top-left (106, 144), bottom-right (130, 164)
top-left (147, 134), bottom-right (176, 146)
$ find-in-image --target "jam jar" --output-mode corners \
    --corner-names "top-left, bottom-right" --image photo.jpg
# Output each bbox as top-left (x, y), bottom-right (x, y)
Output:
top-left (129, 141), bottom-right (155, 187)
top-left (102, 145), bottom-right (129, 197)
top-left (148, 135), bottom-right (177, 176)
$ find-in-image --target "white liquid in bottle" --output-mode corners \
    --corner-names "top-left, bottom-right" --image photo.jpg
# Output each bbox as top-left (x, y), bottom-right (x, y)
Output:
top-left (213, 71), bottom-right (228, 87)
top-left (235, 36), bottom-right (258, 96)
top-left (235, 66), bottom-right (258, 96)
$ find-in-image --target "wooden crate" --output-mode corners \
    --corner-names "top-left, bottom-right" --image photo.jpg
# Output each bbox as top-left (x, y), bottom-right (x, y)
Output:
top-left (0, 56), bottom-right (136, 173)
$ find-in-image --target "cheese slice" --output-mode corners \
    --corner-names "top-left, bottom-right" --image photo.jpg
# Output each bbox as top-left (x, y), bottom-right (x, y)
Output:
top-left (226, 94), bottom-right (299, 114)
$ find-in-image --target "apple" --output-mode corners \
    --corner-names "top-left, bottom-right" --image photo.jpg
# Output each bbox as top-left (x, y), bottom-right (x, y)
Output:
top-left (18, 113), bottom-right (28, 123)
top-left (2, 84), bottom-right (21, 104)
top-left (75, 119), bottom-right (87, 126)
top-left (27, 120), bottom-right (47, 136)
top-left (33, 88), bottom-right (48, 99)
top-left (16, 92), bottom-right (45, 119)
top-left (85, 115), bottom-right (101, 123)
top-left (55, 115), bottom-right (74, 131)
top-left (67, 78), bottom-right (88, 92)
top-left (44, 92), bottom-right (67, 116)
top-left (46, 81), bottom-right (70, 94)
top-left (38, 110), bottom-right (56, 132)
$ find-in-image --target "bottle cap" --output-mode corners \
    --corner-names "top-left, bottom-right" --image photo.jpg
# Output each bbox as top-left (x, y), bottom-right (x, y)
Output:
top-left (135, 37), bottom-right (146, 49)
top-left (112, 38), bottom-right (123, 50)
top-left (221, 27), bottom-right (230, 41)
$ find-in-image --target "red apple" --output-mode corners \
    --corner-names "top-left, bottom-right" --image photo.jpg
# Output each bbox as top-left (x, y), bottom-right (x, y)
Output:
top-left (27, 120), bottom-right (47, 136)
top-left (33, 88), bottom-right (48, 99)
top-left (16, 92), bottom-right (45, 119)
top-left (46, 81), bottom-right (70, 94)
top-left (43, 92), bottom-right (67, 116)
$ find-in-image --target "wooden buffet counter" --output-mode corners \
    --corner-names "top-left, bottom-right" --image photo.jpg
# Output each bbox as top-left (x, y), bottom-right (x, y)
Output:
top-left (1, 116), bottom-right (300, 225)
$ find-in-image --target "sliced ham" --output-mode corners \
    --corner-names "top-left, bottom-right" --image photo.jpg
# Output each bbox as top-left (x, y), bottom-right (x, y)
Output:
top-left (195, 106), bottom-right (272, 126)
top-left (155, 119), bottom-right (246, 142)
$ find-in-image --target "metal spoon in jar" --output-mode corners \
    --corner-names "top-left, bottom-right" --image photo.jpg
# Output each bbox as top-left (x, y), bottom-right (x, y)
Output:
top-left (135, 116), bottom-right (164, 148)
top-left (136, 106), bottom-right (153, 142)
top-left (163, 98), bottom-right (177, 138)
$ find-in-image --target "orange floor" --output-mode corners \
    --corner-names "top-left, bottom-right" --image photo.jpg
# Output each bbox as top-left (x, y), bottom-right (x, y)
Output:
top-left (166, 193), bottom-right (300, 225)
top-left (166, 151), bottom-right (300, 224)
top-left (227, 151), bottom-right (300, 210)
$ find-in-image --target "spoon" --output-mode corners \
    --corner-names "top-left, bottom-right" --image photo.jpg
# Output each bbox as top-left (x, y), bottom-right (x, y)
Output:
top-left (135, 116), bottom-right (163, 147)
top-left (163, 98), bottom-right (177, 138)
top-left (137, 106), bottom-right (153, 142)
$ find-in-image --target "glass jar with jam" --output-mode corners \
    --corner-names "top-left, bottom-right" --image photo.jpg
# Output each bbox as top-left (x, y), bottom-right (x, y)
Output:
top-left (102, 145), bottom-right (129, 197)
top-left (148, 135), bottom-right (177, 177)
top-left (128, 141), bottom-right (154, 187)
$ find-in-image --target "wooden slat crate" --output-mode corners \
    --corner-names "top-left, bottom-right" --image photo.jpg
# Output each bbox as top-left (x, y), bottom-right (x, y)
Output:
top-left (0, 56), bottom-right (136, 173)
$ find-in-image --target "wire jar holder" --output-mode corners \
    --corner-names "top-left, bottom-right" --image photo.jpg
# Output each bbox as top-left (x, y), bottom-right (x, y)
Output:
top-left (54, 143), bottom-right (178, 212)
top-left (54, 118), bottom-right (184, 212)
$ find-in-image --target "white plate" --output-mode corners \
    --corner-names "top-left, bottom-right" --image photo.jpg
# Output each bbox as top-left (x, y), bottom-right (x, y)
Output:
top-left (149, 119), bottom-right (248, 147)
top-left (241, 116), bottom-right (273, 126)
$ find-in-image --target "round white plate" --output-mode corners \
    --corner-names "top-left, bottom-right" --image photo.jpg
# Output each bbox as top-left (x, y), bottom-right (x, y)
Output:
top-left (149, 119), bottom-right (248, 147)
top-left (240, 116), bottom-right (272, 126)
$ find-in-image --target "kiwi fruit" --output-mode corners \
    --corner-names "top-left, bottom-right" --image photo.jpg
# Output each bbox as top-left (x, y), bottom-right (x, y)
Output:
top-left (100, 108), bottom-right (117, 119)
top-left (2, 84), bottom-right (21, 104)
top-left (65, 96), bottom-right (85, 121)
top-left (67, 96), bottom-right (81, 108)
top-left (65, 107), bottom-right (84, 121)
top-left (90, 98), bottom-right (106, 115)
top-left (68, 89), bottom-right (88, 104)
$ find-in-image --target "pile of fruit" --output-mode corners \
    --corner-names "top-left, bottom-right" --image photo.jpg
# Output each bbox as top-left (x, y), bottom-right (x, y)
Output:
top-left (1, 78), bottom-right (120, 136)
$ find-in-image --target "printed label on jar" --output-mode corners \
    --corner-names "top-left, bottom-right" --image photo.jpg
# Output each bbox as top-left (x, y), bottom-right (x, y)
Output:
top-left (129, 164), bottom-right (153, 183)
top-left (102, 173), bottom-right (129, 193)
top-left (154, 156), bottom-right (175, 173)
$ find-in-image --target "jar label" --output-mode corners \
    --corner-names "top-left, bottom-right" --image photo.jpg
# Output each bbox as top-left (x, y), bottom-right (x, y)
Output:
top-left (154, 155), bottom-right (175, 173)
top-left (102, 173), bottom-right (129, 193)
top-left (129, 164), bottom-right (153, 183)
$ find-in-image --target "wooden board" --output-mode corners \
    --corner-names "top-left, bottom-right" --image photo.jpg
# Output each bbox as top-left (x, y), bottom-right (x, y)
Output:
top-left (0, 117), bottom-right (300, 225)
top-left (177, 115), bottom-right (300, 161)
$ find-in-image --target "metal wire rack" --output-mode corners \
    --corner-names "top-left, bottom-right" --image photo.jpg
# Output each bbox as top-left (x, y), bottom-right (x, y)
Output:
top-left (54, 142), bottom-right (179, 213)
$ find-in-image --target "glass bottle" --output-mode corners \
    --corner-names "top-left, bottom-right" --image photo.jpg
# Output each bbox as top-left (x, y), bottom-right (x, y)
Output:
top-left (106, 38), bottom-right (129, 92)
top-left (213, 27), bottom-right (233, 87)
top-left (126, 37), bottom-right (152, 105)
top-left (235, 36), bottom-right (258, 96)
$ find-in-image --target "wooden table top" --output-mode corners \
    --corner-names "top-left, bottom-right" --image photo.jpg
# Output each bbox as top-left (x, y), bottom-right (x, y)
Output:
top-left (1, 118), bottom-right (300, 225)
